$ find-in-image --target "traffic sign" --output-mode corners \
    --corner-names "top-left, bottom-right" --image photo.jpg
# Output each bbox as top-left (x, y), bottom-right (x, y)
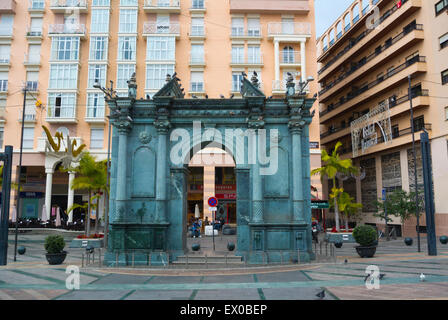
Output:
top-left (208, 196), bottom-right (218, 207)
top-left (382, 189), bottom-right (387, 201)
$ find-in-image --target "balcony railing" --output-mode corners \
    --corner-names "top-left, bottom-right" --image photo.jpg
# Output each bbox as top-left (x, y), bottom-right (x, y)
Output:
top-left (191, 0), bottom-right (204, 9)
top-left (319, 23), bottom-right (422, 95)
top-left (190, 25), bottom-right (205, 37)
top-left (231, 55), bottom-right (263, 65)
top-left (48, 24), bottom-right (86, 35)
top-left (19, 111), bottom-right (36, 122)
top-left (272, 80), bottom-right (307, 93)
top-left (0, 57), bottom-right (9, 64)
top-left (24, 53), bottom-right (41, 65)
top-left (280, 51), bottom-right (301, 64)
top-left (144, 0), bottom-right (180, 8)
top-left (26, 81), bottom-right (38, 92)
top-left (320, 90), bottom-right (429, 139)
top-left (50, 0), bottom-right (87, 9)
top-left (190, 56), bottom-right (205, 65)
top-left (28, 0), bottom-right (45, 10)
top-left (268, 22), bottom-right (311, 37)
top-left (86, 107), bottom-right (105, 119)
top-left (231, 28), bottom-right (262, 38)
top-left (26, 27), bottom-right (43, 37)
top-left (318, 0), bottom-right (410, 74)
top-left (143, 22), bottom-right (180, 35)
top-left (0, 26), bottom-right (13, 37)
top-left (0, 80), bottom-right (8, 92)
top-left (190, 82), bottom-right (204, 93)
top-left (47, 107), bottom-right (75, 119)
top-left (319, 55), bottom-right (426, 116)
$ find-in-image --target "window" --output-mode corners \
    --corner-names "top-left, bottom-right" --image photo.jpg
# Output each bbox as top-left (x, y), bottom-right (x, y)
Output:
top-left (51, 37), bottom-right (80, 60)
top-left (192, 0), bottom-right (204, 9)
top-left (231, 46), bottom-right (244, 63)
top-left (283, 46), bottom-right (294, 63)
top-left (0, 45), bottom-right (10, 63)
top-left (47, 93), bottom-right (76, 118)
top-left (147, 36), bottom-right (175, 61)
top-left (191, 17), bottom-right (204, 36)
top-left (23, 128), bottom-right (35, 149)
top-left (49, 64), bottom-right (78, 89)
top-left (90, 9), bottom-right (110, 33)
top-left (392, 125), bottom-right (399, 138)
top-left (27, 44), bottom-right (41, 63)
top-left (88, 64), bottom-right (107, 88)
top-left (440, 33), bottom-right (448, 50)
top-left (26, 71), bottom-right (39, 91)
top-left (231, 18), bottom-right (244, 36)
top-left (90, 128), bottom-right (104, 149)
top-left (190, 44), bottom-right (204, 63)
top-left (156, 14), bottom-right (170, 33)
top-left (146, 64), bottom-right (174, 90)
top-left (0, 15), bottom-right (14, 35)
top-left (92, 0), bottom-right (110, 6)
top-left (118, 36), bottom-right (136, 60)
top-left (190, 72), bottom-right (204, 92)
top-left (117, 64), bottom-right (135, 89)
top-left (413, 116), bottom-right (425, 132)
top-left (0, 72), bottom-right (8, 91)
top-left (435, 0), bottom-right (448, 15)
top-left (281, 18), bottom-right (294, 34)
top-left (119, 9), bottom-right (137, 33)
top-left (29, 18), bottom-right (43, 35)
top-left (120, 0), bottom-right (138, 6)
top-left (89, 36), bottom-right (108, 60)
top-left (0, 127), bottom-right (3, 149)
top-left (30, 0), bottom-right (45, 9)
top-left (248, 46), bottom-right (261, 64)
top-left (442, 69), bottom-right (448, 85)
top-left (232, 73), bottom-right (243, 92)
top-left (87, 93), bottom-right (105, 118)
top-left (247, 18), bottom-right (260, 36)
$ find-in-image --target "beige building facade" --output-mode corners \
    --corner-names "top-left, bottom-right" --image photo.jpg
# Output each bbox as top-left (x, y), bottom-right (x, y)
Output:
top-left (0, 0), bottom-right (321, 222)
top-left (317, 0), bottom-right (448, 236)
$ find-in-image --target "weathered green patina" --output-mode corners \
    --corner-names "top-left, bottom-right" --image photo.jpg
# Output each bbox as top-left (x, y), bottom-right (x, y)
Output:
top-left (104, 73), bottom-right (316, 266)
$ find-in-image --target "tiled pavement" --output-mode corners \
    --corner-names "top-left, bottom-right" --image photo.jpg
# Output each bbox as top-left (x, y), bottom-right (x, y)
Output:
top-left (1, 232), bottom-right (448, 300)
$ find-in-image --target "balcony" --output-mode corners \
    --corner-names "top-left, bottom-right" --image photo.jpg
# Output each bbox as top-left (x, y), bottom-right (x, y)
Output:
top-left (37, 136), bottom-right (82, 152)
top-left (24, 54), bottom-right (41, 67)
top-left (280, 51), bottom-right (301, 66)
top-left (267, 22), bottom-right (311, 39)
top-left (143, 0), bottom-right (180, 13)
top-left (319, 55), bottom-right (427, 122)
top-left (0, 0), bottom-right (16, 14)
top-left (143, 22), bottom-right (180, 38)
top-left (318, 0), bottom-right (422, 78)
top-left (319, 23), bottom-right (424, 101)
top-left (0, 26), bottom-right (13, 39)
top-left (49, 0), bottom-right (88, 13)
top-left (230, 28), bottom-right (262, 39)
top-left (190, 82), bottom-right (205, 94)
top-left (320, 90), bottom-right (430, 145)
top-left (85, 107), bottom-right (106, 123)
top-left (272, 80), bottom-right (308, 95)
top-left (19, 111), bottom-right (37, 123)
top-left (230, 55), bottom-right (263, 67)
top-left (25, 81), bottom-right (39, 92)
top-left (48, 24), bottom-right (86, 37)
top-left (230, 0), bottom-right (309, 14)
top-left (26, 27), bottom-right (43, 40)
top-left (28, 0), bottom-right (45, 12)
top-left (46, 106), bottom-right (77, 123)
top-left (0, 57), bottom-right (10, 67)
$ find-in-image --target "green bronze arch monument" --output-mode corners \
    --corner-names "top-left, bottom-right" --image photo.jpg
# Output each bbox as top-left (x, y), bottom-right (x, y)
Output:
top-left (104, 73), bottom-right (316, 266)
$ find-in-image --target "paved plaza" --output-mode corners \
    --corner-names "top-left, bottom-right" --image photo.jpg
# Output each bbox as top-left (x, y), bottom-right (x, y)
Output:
top-left (0, 231), bottom-right (448, 300)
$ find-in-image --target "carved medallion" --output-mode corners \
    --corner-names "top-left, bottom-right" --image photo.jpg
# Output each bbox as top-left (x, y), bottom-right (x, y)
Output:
top-left (139, 131), bottom-right (152, 144)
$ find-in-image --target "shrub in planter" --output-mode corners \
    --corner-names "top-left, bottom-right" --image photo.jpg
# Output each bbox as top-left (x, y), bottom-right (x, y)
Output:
top-left (44, 235), bottom-right (67, 265)
top-left (353, 225), bottom-right (378, 258)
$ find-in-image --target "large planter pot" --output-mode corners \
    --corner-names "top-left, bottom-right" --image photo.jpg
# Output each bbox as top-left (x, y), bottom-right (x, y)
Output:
top-left (45, 251), bottom-right (67, 265)
top-left (440, 236), bottom-right (448, 245)
top-left (334, 242), bottom-right (343, 248)
top-left (404, 237), bottom-right (413, 246)
top-left (355, 246), bottom-right (377, 258)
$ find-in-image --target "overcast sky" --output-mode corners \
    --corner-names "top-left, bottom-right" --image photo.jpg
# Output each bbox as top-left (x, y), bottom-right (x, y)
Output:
top-left (315, 0), bottom-right (355, 38)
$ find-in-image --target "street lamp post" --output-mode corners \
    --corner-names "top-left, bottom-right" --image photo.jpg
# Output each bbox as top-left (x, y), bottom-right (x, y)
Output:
top-left (408, 75), bottom-right (421, 253)
top-left (13, 86), bottom-right (28, 261)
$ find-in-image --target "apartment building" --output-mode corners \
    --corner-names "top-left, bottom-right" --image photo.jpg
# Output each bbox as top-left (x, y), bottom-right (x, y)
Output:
top-left (1, 0), bottom-right (321, 222)
top-left (317, 0), bottom-right (448, 236)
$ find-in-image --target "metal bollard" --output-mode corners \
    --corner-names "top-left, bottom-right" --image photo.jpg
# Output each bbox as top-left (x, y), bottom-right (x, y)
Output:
top-left (205, 254), bottom-right (208, 269)
top-left (132, 252), bottom-right (135, 268)
top-left (116, 252), bottom-right (119, 268)
top-left (99, 249), bottom-right (102, 267)
top-left (81, 252), bottom-right (84, 268)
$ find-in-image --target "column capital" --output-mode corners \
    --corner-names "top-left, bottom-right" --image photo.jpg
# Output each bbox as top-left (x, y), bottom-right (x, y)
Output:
top-left (45, 168), bottom-right (54, 174)
top-left (154, 119), bottom-right (171, 134)
top-left (288, 120), bottom-right (305, 135)
top-left (115, 119), bottom-right (132, 134)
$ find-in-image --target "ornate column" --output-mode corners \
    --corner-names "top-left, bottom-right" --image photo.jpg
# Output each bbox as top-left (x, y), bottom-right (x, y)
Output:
top-left (115, 120), bottom-right (132, 222)
top-left (45, 168), bottom-right (53, 220)
top-left (154, 120), bottom-right (171, 223)
top-left (248, 118), bottom-right (265, 224)
top-left (289, 120), bottom-right (306, 223)
top-left (67, 171), bottom-right (75, 223)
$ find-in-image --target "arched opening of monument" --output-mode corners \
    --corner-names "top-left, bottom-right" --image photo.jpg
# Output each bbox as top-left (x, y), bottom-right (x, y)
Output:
top-left (186, 145), bottom-right (236, 254)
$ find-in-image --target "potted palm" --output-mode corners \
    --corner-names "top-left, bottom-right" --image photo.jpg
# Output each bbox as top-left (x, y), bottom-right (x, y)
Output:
top-left (353, 225), bottom-right (378, 258)
top-left (45, 235), bottom-right (67, 265)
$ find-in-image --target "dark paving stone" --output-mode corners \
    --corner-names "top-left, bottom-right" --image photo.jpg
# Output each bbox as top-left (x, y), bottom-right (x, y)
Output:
top-left (56, 290), bottom-right (131, 300)
top-left (125, 290), bottom-right (193, 300)
top-left (263, 287), bottom-right (336, 300)
top-left (194, 289), bottom-right (260, 300)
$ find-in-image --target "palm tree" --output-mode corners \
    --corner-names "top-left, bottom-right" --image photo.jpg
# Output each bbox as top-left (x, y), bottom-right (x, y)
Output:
top-left (311, 141), bottom-right (359, 231)
top-left (67, 153), bottom-right (108, 236)
top-left (333, 191), bottom-right (363, 231)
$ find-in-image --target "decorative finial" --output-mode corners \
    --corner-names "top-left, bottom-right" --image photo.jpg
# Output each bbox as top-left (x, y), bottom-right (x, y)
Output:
top-left (166, 74), bottom-right (172, 83)
top-left (127, 72), bottom-right (137, 99)
top-left (251, 71), bottom-right (259, 88)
